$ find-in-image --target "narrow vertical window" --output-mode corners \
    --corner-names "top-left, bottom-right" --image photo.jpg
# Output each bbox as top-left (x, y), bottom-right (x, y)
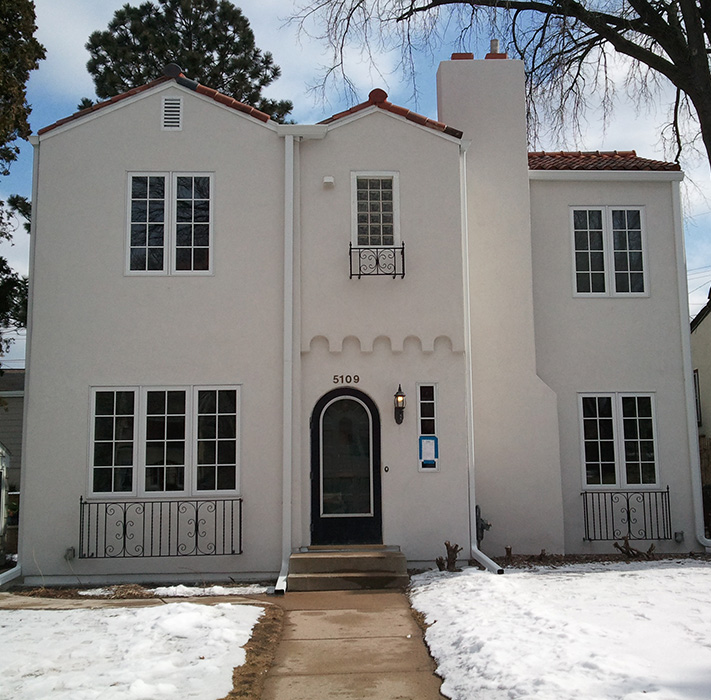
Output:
top-left (612, 209), bottom-right (644, 293)
top-left (419, 385), bottom-right (437, 435)
top-left (573, 209), bottom-right (605, 294)
top-left (196, 388), bottom-right (238, 491)
top-left (92, 390), bottom-right (135, 493)
top-left (352, 172), bottom-right (400, 247)
top-left (144, 389), bottom-right (186, 492)
top-left (418, 384), bottom-right (438, 470)
top-left (581, 395), bottom-right (616, 485)
top-left (129, 175), bottom-right (166, 272)
top-left (694, 369), bottom-right (702, 427)
top-left (621, 395), bottom-right (656, 484)
top-left (174, 175), bottom-right (211, 272)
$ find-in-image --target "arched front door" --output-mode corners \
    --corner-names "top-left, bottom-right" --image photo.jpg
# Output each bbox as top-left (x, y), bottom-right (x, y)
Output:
top-left (311, 388), bottom-right (382, 545)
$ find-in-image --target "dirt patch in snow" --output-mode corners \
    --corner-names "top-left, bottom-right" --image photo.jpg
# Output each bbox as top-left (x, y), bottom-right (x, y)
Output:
top-left (219, 603), bottom-right (284, 700)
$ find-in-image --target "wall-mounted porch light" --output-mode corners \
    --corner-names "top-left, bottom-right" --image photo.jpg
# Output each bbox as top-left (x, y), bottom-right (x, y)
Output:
top-left (394, 384), bottom-right (406, 424)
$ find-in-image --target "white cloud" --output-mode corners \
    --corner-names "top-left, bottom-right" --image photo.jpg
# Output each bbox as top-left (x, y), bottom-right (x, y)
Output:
top-left (33, 0), bottom-right (122, 98)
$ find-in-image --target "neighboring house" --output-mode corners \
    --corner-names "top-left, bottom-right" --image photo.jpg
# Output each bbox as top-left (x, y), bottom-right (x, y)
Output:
top-left (0, 369), bottom-right (24, 492)
top-left (0, 369), bottom-right (24, 555)
top-left (690, 292), bottom-right (711, 536)
top-left (18, 50), bottom-right (704, 587)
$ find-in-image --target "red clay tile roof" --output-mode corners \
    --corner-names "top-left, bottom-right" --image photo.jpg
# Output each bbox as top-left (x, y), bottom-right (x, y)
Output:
top-left (528, 150), bottom-right (681, 171)
top-left (320, 88), bottom-right (464, 139)
top-left (37, 72), bottom-right (271, 136)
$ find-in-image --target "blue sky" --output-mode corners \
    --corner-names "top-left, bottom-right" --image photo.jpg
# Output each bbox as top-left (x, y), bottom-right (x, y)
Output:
top-left (2, 0), bottom-right (710, 364)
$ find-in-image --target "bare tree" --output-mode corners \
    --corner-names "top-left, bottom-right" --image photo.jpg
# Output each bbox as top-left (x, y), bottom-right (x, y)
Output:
top-left (292, 0), bottom-right (711, 168)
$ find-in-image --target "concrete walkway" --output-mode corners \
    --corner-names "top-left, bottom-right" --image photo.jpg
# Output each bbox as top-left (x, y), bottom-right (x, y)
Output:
top-left (0, 587), bottom-right (446, 699)
top-left (255, 589), bottom-right (445, 700)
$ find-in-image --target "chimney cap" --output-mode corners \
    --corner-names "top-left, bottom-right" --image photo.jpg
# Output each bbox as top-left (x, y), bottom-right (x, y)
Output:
top-left (451, 52), bottom-right (474, 60)
top-left (163, 63), bottom-right (183, 78)
top-left (485, 38), bottom-right (508, 59)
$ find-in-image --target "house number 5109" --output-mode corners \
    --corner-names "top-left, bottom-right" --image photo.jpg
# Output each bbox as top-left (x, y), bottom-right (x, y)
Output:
top-left (333, 374), bottom-right (360, 384)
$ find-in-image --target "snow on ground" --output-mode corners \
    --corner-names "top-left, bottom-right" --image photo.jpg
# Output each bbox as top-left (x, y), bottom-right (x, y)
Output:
top-left (410, 560), bottom-right (711, 700)
top-left (78, 583), bottom-right (268, 597)
top-left (0, 601), bottom-right (263, 700)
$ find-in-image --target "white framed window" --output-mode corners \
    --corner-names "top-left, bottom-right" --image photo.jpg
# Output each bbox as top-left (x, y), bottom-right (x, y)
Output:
top-left (572, 207), bottom-right (647, 296)
top-left (127, 172), bottom-right (213, 275)
top-left (579, 393), bottom-right (658, 488)
top-left (90, 388), bottom-right (137, 493)
top-left (417, 384), bottom-right (438, 471)
top-left (351, 172), bottom-right (400, 247)
top-left (90, 385), bottom-right (240, 496)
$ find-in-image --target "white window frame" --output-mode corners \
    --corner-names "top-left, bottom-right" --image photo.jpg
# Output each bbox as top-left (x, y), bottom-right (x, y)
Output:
top-left (126, 172), bottom-right (214, 276)
top-left (88, 384), bottom-right (240, 497)
top-left (578, 392), bottom-right (659, 489)
top-left (417, 383), bottom-right (439, 472)
top-left (571, 206), bottom-right (648, 298)
top-left (89, 387), bottom-right (139, 495)
top-left (351, 171), bottom-right (401, 247)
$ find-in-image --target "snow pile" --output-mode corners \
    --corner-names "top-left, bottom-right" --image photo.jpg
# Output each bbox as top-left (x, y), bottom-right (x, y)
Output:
top-left (78, 583), bottom-right (268, 597)
top-left (0, 602), bottom-right (263, 699)
top-left (410, 560), bottom-right (711, 700)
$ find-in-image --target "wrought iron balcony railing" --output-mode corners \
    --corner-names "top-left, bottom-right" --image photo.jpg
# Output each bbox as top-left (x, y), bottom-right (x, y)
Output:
top-left (581, 487), bottom-right (672, 541)
top-left (349, 243), bottom-right (405, 279)
top-left (79, 497), bottom-right (243, 558)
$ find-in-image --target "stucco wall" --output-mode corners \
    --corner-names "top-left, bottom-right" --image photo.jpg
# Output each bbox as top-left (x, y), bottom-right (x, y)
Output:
top-left (21, 84), bottom-right (287, 581)
top-left (438, 58), bottom-right (565, 556)
top-left (530, 175), bottom-right (698, 552)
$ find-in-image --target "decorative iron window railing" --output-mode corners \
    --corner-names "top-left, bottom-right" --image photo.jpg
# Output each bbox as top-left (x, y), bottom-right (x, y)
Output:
top-left (581, 487), bottom-right (672, 541)
top-left (79, 497), bottom-right (243, 558)
top-left (349, 243), bottom-right (405, 279)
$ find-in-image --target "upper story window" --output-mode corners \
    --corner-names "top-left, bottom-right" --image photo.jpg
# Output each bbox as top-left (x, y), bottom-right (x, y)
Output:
top-left (349, 171), bottom-right (405, 278)
top-left (90, 385), bottom-right (239, 497)
top-left (579, 393), bottom-right (658, 488)
top-left (127, 172), bottom-right (213, 275)
top-left (572, 207), bottom-right (646, 296)
top-left (353, 173), bottom-right (399, 246)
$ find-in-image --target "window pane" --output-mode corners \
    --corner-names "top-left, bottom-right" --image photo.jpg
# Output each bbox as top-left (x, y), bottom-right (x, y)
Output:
top-left (132, 177), bottom-right (148, 199)
top-left (197, 466), bottom-right (215, 490)
top-left (114, 468), bottom-right (133, 492)
top-left (93, 443), bottom-right (113, 467)
top-left (165, 466), bottom-right (184, 491)
top-left (198, 415), bottom-right (216, 439)
top-left (93, 468), bottom-right (113, 492)
top-left (177, 177), bottom-right (193, 198)
top-left (217, 466), bottom-right (236, 490)
top-left (218, 415), bottom-right (236, 438)
top-left (218, 390), bottom-right (237, 413)
top-left (147, 391), bottom-right (166, 414)
top-left (94, 416), bottom-right (113, 441)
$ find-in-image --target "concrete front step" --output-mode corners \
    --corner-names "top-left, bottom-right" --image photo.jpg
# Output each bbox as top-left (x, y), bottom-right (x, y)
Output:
top-left (287, 546), bottom-right (409, 591)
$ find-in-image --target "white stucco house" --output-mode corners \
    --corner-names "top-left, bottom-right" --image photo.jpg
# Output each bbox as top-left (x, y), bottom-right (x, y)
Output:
top-left (15, 49), bottom-right (707, 589)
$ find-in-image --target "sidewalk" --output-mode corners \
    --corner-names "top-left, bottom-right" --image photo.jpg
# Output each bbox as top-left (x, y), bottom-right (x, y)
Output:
top-left (253, 589), bottom-right (445, 700)
top-left (0, 587), bottom-right (446, 699)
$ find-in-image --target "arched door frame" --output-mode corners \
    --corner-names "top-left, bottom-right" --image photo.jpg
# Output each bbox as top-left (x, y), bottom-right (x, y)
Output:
top-left (310, 388), bottom-right (382, 545)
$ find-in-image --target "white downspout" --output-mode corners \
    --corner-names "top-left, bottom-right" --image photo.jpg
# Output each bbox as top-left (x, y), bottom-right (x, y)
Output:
top-left (674, 179), bottom-right (711, 550)
top-left (459, 141), bottom-right (504, 574)
top-left (276, 134), bottom-right (296, 593)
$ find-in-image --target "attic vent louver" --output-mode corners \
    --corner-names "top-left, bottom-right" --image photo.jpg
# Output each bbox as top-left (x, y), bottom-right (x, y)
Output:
top-left (162, 96), bottom-right (182, 130)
